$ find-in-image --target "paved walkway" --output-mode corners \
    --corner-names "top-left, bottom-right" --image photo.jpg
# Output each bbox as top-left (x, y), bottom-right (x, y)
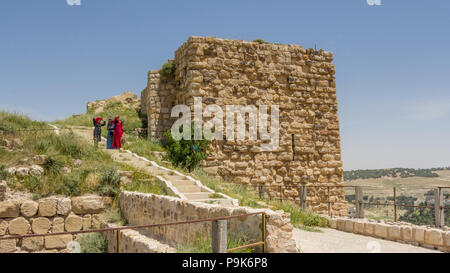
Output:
top-left (294, 228), bottom-right (440, 253)
top-left (59, 125), bottom-right (236, 206)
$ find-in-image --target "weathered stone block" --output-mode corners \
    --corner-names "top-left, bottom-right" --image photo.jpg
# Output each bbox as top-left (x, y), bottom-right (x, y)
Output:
top-left (388, 225), bottom-right (401, 240)
top-left (336, 219), bottom-right (346, 231)
top-left (38, 198), bottom-right (58, 217)
top-left (0, 219), bottom-right (8, 235)
top-left (82, 215), bottom-right (92, 230)
top-left (353, 221), bottom-right (365, 234)
top-left (0, 201), bottom-right (20, 218)
top-left (401, 226), bottom-right (412, 242)
top-left (0, 238), bottom-right (16, 253)
top-left (8, 217), bottom-right (30, 235)
top-left (328, 218), bottom-right (337, 229)
top-left (65, 215), bottom-right (83, 232)
top-left (22, 237), bottom-right (44, 251)
top-left (45, 235), bottom-right (73, 249)
top-left (344, 219), bottom-right (354, 233)
top-left (52, 217), bottom-right (65, 233)
top-left (31, 217), bottom-right (51, 234)
top-left (413, 226), bottom-right (426, 244)
top-left (374, 223), bottom-right (389, 239)
top-left (364, 222), bottom-right (375, 236)
top-left (20, 200), bottom-right (39, 217)
top-left (444, 231), bottom-right (450, 247)
top-left (424, 229), bottom-right (444, 246)
top-left (57, 198), bottom-right (72, 216)
top-left (71, 196), bottom-right (109, 214)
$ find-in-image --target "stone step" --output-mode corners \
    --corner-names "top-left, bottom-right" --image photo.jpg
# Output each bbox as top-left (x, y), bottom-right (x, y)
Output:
top-left (183, 192), bottom-right (212, 200)
top-left (171, 180), bottom-right (197, 187)
top-left (175, 185), bottom-right (208, 193)
top-left (197, 199), bottom-right (235, 206)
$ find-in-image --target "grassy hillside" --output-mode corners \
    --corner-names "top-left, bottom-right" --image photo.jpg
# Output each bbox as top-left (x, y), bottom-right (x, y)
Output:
top-left (0, 111), bottom-right (165, 200)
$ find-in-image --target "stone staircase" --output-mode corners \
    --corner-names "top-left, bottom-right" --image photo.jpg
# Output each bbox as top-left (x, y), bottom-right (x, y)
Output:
top-left (63, 125), bottom-right (238, 206)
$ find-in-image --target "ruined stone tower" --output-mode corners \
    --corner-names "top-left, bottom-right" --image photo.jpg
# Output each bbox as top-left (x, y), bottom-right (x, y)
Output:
top-left (141, 36), bottom-right (346, 215)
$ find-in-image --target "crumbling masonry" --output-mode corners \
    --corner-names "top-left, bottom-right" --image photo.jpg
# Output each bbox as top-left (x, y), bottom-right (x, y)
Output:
top-left (141, 36), bottom-right (346, 215)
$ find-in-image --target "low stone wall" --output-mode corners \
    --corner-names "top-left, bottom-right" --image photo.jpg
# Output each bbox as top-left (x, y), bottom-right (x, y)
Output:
top-left (104, 224), bottom-right (176, 253)
top-left (327, 216), bottom-right (450, 252)
top-left (119, 191), bottom-right (296, 253)
top-left (0, 195), bottom-right (111, 253)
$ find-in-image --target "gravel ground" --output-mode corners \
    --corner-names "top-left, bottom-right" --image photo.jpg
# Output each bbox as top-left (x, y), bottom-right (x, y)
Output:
top-left (294, 228), bottom-right (441, 253)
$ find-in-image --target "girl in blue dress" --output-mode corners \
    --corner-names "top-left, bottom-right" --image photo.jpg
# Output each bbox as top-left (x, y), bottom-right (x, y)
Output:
top-left (106, 118), bottom-right (115, 149)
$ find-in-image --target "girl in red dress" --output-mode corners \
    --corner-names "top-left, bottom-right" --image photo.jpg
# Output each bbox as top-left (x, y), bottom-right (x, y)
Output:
top-left (112, 115), bottom-right (123, 149)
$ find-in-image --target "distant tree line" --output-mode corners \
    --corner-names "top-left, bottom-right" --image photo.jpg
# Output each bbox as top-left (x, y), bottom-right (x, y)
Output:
top-left (399, 192), bottom-right (450, 226)
top-left (343, 167), bottom-right (450, 181)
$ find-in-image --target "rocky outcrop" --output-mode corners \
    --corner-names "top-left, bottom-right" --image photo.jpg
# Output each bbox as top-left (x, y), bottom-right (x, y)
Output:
top-left (86, 91), bottom-right (140, 114)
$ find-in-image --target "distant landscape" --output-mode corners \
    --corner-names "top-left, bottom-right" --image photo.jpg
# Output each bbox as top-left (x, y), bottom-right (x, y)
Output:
top-left (344, 168), bottom-right (450, 225)
top-left (344, 167), bottom-right (450, 181)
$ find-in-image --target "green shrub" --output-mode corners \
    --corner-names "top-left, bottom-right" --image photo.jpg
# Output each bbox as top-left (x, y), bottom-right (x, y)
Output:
top-left (97, 166), bottom-right (120, 197)
top-left (43, 155), bottom-right (65, 175)
top-left (56, 173), bottom-right (82, 196)
top-left (0, 164), bottom-right (7, 180)
top-left (162, 126), bottom-right (210, 172)
top-left (106, 208), bottom-right (127, 226)
top-left (161, 62), bottom-right (175, 78)
top-left (253, 39), bottom-right (267, 44)
top-left (271, 201), bottom-right (328, 228)
top-left (26, 176), bottom-right (42, 193)
top-left (78, 233), bottom-right (108, 253)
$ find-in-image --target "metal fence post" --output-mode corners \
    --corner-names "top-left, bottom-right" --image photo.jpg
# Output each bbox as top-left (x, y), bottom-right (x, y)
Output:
top-left (262, 213), bottom-right (266, 253)
top-left (258, 185), bottom-right (265, 199)
top-left (299, 186), bottom-right (307, 210)
top-left (393, 187), bottom-right (397, 222)
top-left (116, 230), bottom-right (121, 253)
top-left (434, 188), bottom-right (444, 228)
top-left (355, 186), bottom-right (364, 219)
top-left (212, 220), bottom-right (227, 253)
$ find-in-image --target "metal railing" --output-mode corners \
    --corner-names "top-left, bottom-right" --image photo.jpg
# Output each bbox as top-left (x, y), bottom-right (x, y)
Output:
top-left (0, 212), bottom-right (267, 253)
top-left (241, 183), bottom-right (449, 228)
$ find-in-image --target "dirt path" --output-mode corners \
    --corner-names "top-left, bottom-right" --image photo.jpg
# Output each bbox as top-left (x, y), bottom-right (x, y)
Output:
top-left (294, 228), bottom-right (440, 253)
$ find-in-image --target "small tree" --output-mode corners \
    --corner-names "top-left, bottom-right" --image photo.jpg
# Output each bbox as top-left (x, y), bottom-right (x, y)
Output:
top-left (162, 125), bottom-right (210, 172)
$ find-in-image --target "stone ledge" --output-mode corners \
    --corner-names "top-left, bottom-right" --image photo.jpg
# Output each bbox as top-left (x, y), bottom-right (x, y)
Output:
top-left (325, 216), bottom-right (449, 253)
top-left (104, 224), bottom-right (176, 253)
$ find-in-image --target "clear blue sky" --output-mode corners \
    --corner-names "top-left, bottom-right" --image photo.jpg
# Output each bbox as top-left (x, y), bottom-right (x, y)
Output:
top-left (1, 0), bottom-right (449, 170)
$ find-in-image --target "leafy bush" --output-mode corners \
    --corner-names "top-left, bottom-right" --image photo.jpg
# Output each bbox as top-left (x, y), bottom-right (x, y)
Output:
top-left (253, 39), bottom-right (268, 44)
top-left (56, 173), bottom-right (82, 196)
top-left (162, 126), bottom-right (210, 172)
top-left (43, 155), bottom-right (65, 175)
top-left (0, 164), bottom-right (7, 180)
top-left (78, 233), bottom-right (108, 253)
top-left (161, 62), bottom-right (175, 78)
top-left (270, 201), bottom-right (328, 229)
top-left (106, 208), bottom-right (127, 226)
top-left (26, 176), bottom-right (42, 193)
top-left (97, 166), bottom-right (120, 197)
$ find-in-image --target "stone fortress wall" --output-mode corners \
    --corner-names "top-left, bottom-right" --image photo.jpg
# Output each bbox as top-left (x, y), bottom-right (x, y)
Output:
top-left (141, 36), bottom-right (346, 215)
